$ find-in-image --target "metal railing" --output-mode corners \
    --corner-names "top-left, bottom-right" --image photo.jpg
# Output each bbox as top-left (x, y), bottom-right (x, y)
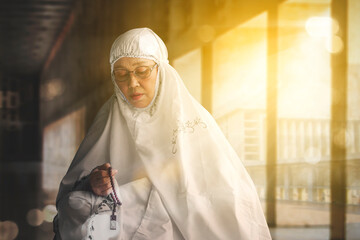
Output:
top-left (216, 109), bottom-right (360, 205)
top-left (216, 109), bottom-right (360, 163)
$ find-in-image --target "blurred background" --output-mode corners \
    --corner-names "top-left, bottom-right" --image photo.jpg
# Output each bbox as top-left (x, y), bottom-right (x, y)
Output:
top-left (0, 0), bottom-right (359, 239)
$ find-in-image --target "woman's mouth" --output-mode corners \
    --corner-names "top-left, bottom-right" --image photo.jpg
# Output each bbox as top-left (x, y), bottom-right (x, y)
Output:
top-left (131, 93), bottom-right (144, 101)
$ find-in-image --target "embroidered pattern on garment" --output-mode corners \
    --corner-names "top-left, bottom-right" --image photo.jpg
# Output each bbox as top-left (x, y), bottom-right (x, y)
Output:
top-left (172, 117), bottom-right (207, 154)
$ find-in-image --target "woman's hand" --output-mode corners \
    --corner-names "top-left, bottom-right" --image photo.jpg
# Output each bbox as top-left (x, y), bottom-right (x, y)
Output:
top-left (89, 163), bottom-right (118, 196)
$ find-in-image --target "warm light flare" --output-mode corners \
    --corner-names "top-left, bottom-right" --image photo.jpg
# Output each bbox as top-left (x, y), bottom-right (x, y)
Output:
top-left (26, 209), bottom-right (44, 227)
top-left (326, 35), bottom-right (344, 53)
top-left (0, 221), bottom-right (19, 240)
top-left (304, 147), bottom-right (322, 164)
top-left (41, 78), bottom-right (65, 101)
top-left (43, 205), bottom-right (57, 223)
top-left (305, 17), bottom-right (339, 38)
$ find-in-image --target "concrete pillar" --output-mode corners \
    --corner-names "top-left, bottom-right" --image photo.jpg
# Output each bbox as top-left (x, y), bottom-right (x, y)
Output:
top-left (266, 4), bottom-right (278, 227)
top-left (201, 43), bottom-right (213, 114)
top-left (330, 0), bottom-right (348, 239)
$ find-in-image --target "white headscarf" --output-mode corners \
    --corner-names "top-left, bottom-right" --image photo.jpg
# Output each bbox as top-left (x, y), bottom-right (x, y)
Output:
top-left (56, 28), bottom-right (271, 239)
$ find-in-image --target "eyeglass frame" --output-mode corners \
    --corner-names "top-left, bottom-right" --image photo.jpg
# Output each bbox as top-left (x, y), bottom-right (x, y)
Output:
top-left (113, 63), bottom-right (158, 83)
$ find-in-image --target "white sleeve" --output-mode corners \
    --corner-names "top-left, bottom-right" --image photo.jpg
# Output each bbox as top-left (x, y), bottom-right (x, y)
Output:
top-left (56, 190), bottom-right (104, 239)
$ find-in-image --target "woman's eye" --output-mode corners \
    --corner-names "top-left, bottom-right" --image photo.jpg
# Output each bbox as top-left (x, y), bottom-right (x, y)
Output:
top-left (136, 67), bottom-right (150, 77)
top-left (115, 70), bottom-right (128, 77)
top-left (136, 67), bottom-right (147, 73)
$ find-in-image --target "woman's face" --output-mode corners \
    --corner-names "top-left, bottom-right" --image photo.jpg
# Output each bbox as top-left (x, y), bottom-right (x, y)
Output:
top-left (113, 57), bottom-right (158, 108)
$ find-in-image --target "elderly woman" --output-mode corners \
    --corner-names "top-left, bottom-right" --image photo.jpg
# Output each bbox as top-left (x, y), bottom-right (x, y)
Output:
top-left (54, 28), bottom-right (271, 240)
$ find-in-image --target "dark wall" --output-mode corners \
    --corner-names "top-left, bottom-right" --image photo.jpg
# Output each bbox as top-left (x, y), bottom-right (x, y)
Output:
top-left (0, 75), bottom-right (40, 240)
top-left (40, 0), bottom-right (169, 130)
top-left (0, 1), bottom-right (169, 239)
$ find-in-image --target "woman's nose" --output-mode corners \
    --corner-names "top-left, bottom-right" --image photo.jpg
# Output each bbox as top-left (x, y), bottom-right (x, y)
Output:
top-left (128, 73), bottom-right (140, 88)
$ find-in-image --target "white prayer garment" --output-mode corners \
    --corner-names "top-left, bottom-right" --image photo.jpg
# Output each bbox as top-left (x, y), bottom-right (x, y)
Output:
top-left (54, 28), bottom-right (272, 240)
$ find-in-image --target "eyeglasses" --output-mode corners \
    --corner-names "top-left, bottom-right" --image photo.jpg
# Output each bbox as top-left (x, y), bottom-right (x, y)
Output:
top-left (113, 63), bottom-right (157, 83)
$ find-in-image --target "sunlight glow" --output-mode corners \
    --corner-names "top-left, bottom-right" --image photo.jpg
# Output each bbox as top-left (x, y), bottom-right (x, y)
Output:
top-left (325, 35), bottom-right (344, 53)
top-left (332, 128), bottom-right (353, 149)
top-left (305, 17), bottom-right (339, 38)
top-left (304, 147), bottom-right (322, 164)
top-left (213, 12), bottom-right (267, 117)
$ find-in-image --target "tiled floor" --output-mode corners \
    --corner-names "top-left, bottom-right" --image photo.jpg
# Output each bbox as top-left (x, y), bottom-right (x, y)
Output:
top-left (270, 223), bottom-right (360, 240)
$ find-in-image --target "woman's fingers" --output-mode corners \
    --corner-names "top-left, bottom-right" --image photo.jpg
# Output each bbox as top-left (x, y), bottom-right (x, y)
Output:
top-left (91, 172), bottom-right (110, 186)
top-left (94, 184), bottom-right (113, 196)
top-left (94, 171), bottom-right (117, 185)
top-left (100, 186), bottom-right (113, 196)
top-left (91, 179), bottom-right (112, 196)
top-left (111, 169), bottom-right (118, 176)
top-left (93, 187), bottom-right (112, 196)
top-left (98, 163), bottom-right (111, 171)
top-left (89, 163), bottom-right (118, 196)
